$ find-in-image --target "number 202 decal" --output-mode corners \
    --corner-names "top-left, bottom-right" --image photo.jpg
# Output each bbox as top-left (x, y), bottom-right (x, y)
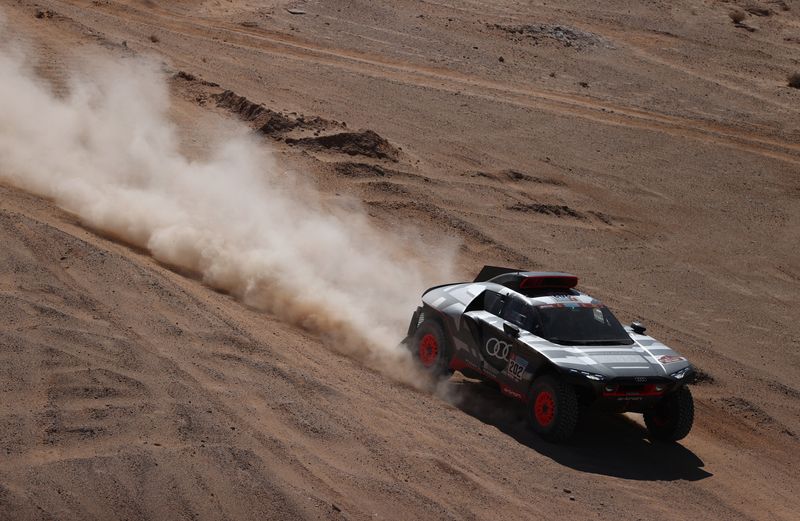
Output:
top-left (506, 354), bottom-right (529, 381)
top-left (485, 338), bottom-right (529, 381)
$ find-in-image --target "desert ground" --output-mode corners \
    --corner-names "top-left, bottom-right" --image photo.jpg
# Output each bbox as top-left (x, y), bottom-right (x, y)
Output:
top-left (1, 0), bottom-right (799, 519)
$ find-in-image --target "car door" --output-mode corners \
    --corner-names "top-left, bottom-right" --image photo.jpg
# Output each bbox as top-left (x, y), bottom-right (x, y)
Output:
top-left (463, 293), bottom-right (541, 392)
top-left (476, 292), bottom-right (524, 374)
top-left (496, 298), bottom-right (539, 387)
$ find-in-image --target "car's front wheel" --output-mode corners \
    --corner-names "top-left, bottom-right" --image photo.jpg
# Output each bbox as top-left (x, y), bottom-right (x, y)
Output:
top-left (527, 375), bottom-right (579, 442)
top-left (412, 320), bottom-right (452, 377)
top-left (643, 386), bottom-right (694, 441)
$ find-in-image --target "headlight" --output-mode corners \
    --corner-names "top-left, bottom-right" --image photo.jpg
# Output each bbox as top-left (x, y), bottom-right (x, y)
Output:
top-left (568, 368), bottom-right (606, 381)
top-left (670, 367), bottom-right (691, 380)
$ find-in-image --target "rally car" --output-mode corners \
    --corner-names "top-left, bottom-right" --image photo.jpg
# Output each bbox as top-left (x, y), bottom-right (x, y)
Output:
top-left (405, 266), bottom-right (695, 442)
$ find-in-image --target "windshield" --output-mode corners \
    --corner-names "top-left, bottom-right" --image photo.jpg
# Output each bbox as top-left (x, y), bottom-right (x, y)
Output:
top-left (534, 304), bottom-right (633, 346)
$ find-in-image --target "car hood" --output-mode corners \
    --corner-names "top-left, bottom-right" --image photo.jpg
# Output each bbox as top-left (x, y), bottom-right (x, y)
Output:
top-left (519, 329), bottom-right (691, 379)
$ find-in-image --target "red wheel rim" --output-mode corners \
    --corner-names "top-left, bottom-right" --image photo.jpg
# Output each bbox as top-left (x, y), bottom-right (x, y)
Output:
top-left (534, 390), bottom-right (556, 426)
top-left (418, 333), bottom-right (439, 367)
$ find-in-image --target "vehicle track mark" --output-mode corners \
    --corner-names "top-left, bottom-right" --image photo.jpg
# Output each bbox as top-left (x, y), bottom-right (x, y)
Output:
top-left (48, 0), bottom-right (800, 166)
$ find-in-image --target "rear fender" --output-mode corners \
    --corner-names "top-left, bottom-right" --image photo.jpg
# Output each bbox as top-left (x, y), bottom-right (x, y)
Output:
top-left (414, 303), bottom-right (458, 361)
top-left (414, 303), bottom-right (453, 341)
top-left (406, 306), bottom-right (423, 337)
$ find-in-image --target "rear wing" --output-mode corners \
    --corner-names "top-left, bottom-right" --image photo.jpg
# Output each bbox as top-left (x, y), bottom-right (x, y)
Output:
top-left (473, 265), bottom-right (523, 283)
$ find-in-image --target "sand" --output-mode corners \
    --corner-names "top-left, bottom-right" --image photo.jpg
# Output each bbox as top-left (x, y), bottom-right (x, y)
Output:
top-left (1, 1), bottom-right (799, 519)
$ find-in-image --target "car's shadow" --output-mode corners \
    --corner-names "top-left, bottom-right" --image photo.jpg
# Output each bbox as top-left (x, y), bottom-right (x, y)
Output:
top-left (446, 378), bottom-right (712, 481)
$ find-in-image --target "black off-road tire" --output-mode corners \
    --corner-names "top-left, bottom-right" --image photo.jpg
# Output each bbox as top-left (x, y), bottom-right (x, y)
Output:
top-left (412, 320), bottom-right (452, 378)
top-left (527, 375), bottom-right (579, 442)
top-left (644, 386), bottom-right (694, 442)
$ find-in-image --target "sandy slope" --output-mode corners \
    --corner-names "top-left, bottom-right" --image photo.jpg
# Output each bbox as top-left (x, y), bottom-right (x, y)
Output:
top-left (1, 0), bottom-right (800, 519)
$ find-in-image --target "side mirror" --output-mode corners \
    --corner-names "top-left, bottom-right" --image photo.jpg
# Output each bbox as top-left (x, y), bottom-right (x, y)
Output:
top-left (504, 322), bottom-right (520, 338)
top-left (631, 321), bottom-right (647, 335)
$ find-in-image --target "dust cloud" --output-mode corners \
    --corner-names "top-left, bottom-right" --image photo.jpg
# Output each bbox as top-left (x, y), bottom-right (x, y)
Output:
top-left (0, 38), bottom-right (456, 385)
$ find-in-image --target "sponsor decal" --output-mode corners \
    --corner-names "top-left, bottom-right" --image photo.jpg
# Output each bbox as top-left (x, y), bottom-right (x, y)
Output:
top-left (505, 354), bottom-right (529, 381)
top-left (485, 338), bottom-right (513, 361)
top-left (658, 355), bottom-right (686, 364)
top-left (500, 385), bottom-right (524, 400)
top-left (541, 301), bottom-right (598, 309)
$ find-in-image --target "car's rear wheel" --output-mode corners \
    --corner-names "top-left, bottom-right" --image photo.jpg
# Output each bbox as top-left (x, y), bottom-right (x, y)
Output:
top-left (527, 375), bottom-right (579, 442)
top-left (643, 386), bottom-right (694, 441)
top-left (412, 320), bottom-right (452, 377)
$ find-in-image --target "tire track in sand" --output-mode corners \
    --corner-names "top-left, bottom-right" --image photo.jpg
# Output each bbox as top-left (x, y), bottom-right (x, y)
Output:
top-left (48, 0), bottom-right (800, 166)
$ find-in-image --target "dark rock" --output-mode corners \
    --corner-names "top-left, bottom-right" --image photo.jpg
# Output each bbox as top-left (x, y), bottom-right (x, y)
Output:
top-left (493, 23), bottom-right (606, 49)
top-left (286, 130), bottom-right (400, 161)
top-left (213, 90), bottom-right (336, 136)
top-left (745, 6), bottom-right (772, 16)
top-left (214, 90), bottom-right (266, 121)
top-left (335, 162), bottom-right (390, 178)
top-left (692, 368), bottom-right (715, 385)
top-left (508, 202), bottom-right (584, 219)
top-left (175, 71), bottom-right (196, 81)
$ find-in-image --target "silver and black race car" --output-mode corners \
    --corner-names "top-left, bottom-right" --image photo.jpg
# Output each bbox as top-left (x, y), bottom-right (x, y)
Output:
top-left (405, 266), bottom-right (695, 442)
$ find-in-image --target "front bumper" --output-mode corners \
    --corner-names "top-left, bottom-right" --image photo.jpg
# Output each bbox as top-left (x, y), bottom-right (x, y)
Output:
top-left (565, 372), bottom-right (691, 412)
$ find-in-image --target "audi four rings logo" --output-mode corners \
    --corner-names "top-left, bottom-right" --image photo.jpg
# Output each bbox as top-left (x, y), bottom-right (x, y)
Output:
top-left (485, 338), bottom-right (512, 361)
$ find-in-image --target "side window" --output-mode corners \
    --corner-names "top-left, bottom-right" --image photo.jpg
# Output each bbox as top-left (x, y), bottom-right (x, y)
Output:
top-left (484, 291), bottom-right (505, 316)
top-left (502, 298), bottom-right (533, 330)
